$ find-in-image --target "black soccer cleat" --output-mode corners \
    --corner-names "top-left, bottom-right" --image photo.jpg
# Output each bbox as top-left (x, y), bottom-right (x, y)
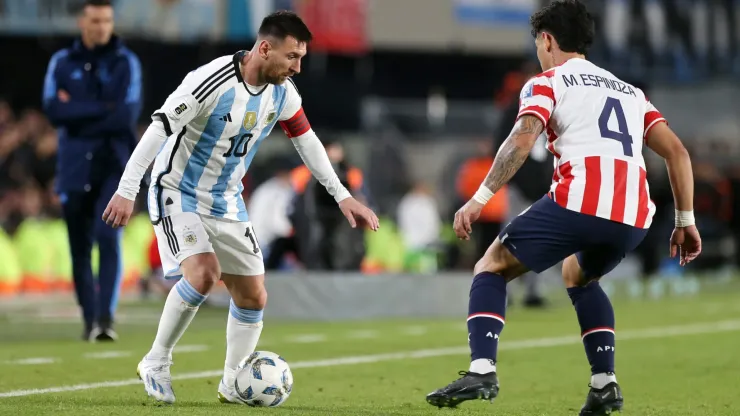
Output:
top-left (426, 371), bottom-right (499, 408)
top-left (579, 382), bottom-right (624, 415)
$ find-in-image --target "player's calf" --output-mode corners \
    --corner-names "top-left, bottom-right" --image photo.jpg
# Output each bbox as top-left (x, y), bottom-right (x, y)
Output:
top-left (137, 253), bottom-right (220, 403)
top-left (427, 239), bottom-right (526, 408)
top-left (146, 254), bottom-right (220, 361)
top-left (220, 274), bottom-right (267, 401)
top-left (564, 256), bottom-right (620, 412)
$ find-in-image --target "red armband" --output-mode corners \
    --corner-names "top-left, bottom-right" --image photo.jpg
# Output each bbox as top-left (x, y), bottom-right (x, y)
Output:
top-left (279, 107), bottom-right (311, 138)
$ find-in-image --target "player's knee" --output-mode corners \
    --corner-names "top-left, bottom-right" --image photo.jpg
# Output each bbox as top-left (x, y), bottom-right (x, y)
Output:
top-left (232, 285), bottom-right (267, 310)
top-left (182, 254), bottom-right (221, 294)
top-left (562, 255), bottom-right (588, 288)
top-left (473, 239), bottom-right (526, 281)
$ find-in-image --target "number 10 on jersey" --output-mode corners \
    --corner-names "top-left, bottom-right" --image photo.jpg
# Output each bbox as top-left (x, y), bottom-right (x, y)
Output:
top-left (598, 97), bottom-right (633, 157)
top-left (224, 133), bottom-right (253, 157)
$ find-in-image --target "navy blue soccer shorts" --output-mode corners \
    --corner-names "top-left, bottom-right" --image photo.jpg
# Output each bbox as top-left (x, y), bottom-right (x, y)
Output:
top-left (498, 195), bottom-right (648, 279)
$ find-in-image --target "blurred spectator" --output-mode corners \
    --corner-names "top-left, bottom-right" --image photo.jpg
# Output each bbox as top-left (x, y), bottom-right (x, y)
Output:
top-left (0, 100), bottom-right (16, 132)
top-left (455, 140), bottom-right (509, 260)
top-left (397, 182), bottom-right (442, 273)
top-left (41, 0), bottom-right (142, 342)
top-left (248, 158), bottom-right (297, 270)
top-left (290, 139), bottom-right (371, 271)
top-left (397, 182), bottom-right (441, 252)
top-left (690, 160), bottom-right (734, 270)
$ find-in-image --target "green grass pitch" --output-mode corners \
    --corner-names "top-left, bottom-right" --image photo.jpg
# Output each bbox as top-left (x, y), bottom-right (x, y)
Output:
top-left (1, 287), bottom-right (739, 415)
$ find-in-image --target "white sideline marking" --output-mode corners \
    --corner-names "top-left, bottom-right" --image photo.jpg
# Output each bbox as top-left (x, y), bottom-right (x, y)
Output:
top-left (84, 351), bottom-right (131, 359)
top-left (288, 334), bottom-right (327, 343)
top-left (174, 345), bottom-right (209, 353)
top-left (347, 330), bottom-right (379, 339)
top-left (1, 319), bottom-right (739, 398)
top-left (5, 357), bottom-right (57, 365)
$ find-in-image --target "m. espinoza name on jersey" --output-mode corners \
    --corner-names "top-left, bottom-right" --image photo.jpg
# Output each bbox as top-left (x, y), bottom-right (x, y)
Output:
top-left (562, 73), bottom-right (636, 97)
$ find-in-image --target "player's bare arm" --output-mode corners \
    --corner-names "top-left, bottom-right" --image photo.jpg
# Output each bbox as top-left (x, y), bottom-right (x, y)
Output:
top-left (453, 115), bottom-right (544, 240)
top-left (645, 122), bottom-right (701, 265)
top-left (483, 115), bottom-right (544, 195)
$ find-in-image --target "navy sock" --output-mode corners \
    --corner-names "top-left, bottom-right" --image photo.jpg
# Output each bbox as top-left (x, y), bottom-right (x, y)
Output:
top-left (467, 272), bottom-right (507, 364)
top-left (567, 282), bottom-right (615, 375)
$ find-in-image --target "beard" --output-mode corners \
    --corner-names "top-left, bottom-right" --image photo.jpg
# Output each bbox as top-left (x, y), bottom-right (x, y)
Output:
top-left (263, 63), bottom-right (291, 85)
top-left (265, 73), bottom-right (289, 85)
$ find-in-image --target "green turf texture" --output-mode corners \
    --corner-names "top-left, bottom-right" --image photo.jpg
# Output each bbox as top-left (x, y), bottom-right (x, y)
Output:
top-left (1, 289), bottom-right (739, 415)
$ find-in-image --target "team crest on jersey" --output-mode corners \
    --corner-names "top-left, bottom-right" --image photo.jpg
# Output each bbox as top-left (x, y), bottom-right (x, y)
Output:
top-left (243, 111), bottom-right (258, 130)
top-left (183, 230), bottom-right (197, 246)
top-left (265, 111), bottom-right (276, 125)
top-left (521, 82), bottom-right (534, 99)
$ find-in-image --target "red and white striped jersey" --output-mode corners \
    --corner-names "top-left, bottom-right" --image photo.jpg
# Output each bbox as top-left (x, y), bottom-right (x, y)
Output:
top-left (517, 58), bottom-right (665, 229)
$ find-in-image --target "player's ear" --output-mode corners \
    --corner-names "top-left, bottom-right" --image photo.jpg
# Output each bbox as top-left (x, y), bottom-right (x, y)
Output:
top-left (257, 39), bottom-right (272, 59)
top-left (542, 32), bottom-right (553, 53)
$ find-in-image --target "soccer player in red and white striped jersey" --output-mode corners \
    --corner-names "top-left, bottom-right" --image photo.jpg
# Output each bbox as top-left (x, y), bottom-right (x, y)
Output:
top-left (428, 1), bottom-right (701, 413)
top-left (518, 58), bottom-right (662, 228)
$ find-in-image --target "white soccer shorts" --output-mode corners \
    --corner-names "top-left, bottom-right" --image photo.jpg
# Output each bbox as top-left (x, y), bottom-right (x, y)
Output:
top-left (154, 212), bottom-right (264, 278)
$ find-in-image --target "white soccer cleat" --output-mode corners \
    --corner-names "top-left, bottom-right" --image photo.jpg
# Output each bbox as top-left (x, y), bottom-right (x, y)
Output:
top-left (137, 357), bottom-right (176, 404)
top-left (217, 377), bottom-right (245, 404)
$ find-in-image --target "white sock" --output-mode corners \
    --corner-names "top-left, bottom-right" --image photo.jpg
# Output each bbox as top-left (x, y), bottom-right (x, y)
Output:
top-left (224, 299), bottom-right (264, 383)
top-left (469, 358), bottom-right (497, 374)
top-left (591, 372), bottom-right (617, 389)
top-left (147, 278), bottom-right (207, 361)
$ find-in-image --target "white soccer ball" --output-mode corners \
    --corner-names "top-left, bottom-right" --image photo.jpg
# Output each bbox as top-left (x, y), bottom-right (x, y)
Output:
top-left (234, 351), bottom-right (293, 407)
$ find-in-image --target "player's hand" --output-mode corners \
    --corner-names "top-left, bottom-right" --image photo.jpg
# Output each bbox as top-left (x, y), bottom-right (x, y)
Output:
top-left (453, 199), bottom-right (484, 240)
top-left (338, 197), bottom-right (379, 231)
top-left (670, 225), bottom-right (702, 266)
top-left (57, 89), bottom-right (70, 103)
top-left (102, 193), bottom-right (135, 228)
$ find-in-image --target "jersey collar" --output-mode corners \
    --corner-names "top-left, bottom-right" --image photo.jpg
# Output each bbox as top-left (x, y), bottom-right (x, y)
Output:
top-left (233, 50), bottom-right (269, 97)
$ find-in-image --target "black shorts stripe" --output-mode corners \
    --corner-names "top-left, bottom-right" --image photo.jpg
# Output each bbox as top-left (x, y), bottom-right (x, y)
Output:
top-left (163, 216), bottom-right (180, 254)
top-left (153, 112), bottom-right (173, 136)
top-left (168, 217), bottom-right (180, 253)
top-left (152, 127), bottom-right (186, 225)
top-left (161, 217), bottom-right (178, 255)
top-left (197, 73), bottom-right (236, 103)
top-left (191, 62), bottom-right (232, 97)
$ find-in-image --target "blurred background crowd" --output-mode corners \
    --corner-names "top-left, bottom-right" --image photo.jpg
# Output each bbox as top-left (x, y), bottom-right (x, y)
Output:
top-left (1, 0), bottom-right (739, 300)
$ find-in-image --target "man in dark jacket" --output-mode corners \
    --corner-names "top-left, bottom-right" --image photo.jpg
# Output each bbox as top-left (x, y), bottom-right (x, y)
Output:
top-left (42, 0), bottom-right (142, 342)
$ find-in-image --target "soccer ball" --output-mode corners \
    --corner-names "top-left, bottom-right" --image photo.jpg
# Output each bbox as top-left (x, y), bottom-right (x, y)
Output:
top-left (234, 351), bottom-right (293, 407)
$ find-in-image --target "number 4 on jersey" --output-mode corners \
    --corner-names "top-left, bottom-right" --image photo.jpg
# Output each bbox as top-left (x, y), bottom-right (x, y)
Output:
top-left (598, 97), bottom-right (633, 157)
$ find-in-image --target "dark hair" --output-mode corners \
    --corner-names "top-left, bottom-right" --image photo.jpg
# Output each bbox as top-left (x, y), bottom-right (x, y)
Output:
top-left (529, 0), bottom-right (594, 55)
top-left (258, 10), bottom-right (313, 43)
top-left (84, 0), bottom-right (112, 7)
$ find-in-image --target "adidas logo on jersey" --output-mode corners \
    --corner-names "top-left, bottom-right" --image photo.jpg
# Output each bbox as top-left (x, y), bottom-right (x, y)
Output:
top-left (219, 113), bottom-right (232, 122)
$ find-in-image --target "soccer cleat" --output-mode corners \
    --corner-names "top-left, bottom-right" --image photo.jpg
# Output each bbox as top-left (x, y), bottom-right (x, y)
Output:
top-left (137, 356), bottom-right (176, 404)
top-left (96, 318), bottom-right (118, 342)
top-left (82, 325), bottom-right (97, 342)
top-left (579, 382), bottom-right (624, 415)
top-left (217, 378), bottom-right (245, 404)
top-left (426, 371), bottom-right (499, 408)
top-left (95, 328), bottom-right (118, 342)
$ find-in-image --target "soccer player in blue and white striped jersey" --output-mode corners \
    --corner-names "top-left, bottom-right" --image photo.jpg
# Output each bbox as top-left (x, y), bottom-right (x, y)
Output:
top-left (102, 11), bottom-right (379, 404)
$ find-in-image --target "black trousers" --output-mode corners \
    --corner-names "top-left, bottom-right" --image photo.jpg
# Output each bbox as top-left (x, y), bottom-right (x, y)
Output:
top-left (60, 174), bottom-right (123, 328)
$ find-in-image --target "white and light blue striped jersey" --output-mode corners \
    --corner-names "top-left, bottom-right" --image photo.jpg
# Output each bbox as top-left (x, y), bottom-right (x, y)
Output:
top-left (148, 51), bottom-right (302, 223)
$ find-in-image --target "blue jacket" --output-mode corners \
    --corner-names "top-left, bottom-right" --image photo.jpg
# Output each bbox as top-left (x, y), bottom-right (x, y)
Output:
top-left (42, 35), bottom-right (142, 193)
